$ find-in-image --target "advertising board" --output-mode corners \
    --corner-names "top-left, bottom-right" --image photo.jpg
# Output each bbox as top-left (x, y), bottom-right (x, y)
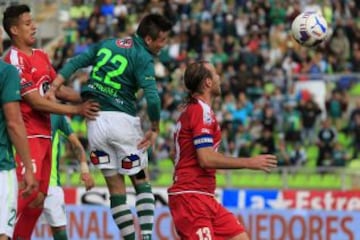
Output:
top-left (32, 206), bottom-right (360, 240)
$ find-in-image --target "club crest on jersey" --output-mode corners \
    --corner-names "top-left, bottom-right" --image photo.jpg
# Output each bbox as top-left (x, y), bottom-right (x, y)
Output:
top-left (122, 154), bottom-right (141, 169)
top-left (203, 111), bottom-right (212, 125)
top-left (116, 38), bottom-right (133, 48)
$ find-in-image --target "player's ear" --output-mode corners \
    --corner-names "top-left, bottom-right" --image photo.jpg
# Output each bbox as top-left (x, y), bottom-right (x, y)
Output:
top-left (144, 35), bottom-right (153, 45)
top-left (9, 25), bottom-right (18, 37)
top-left (204, 77), bottom-right (212, 88)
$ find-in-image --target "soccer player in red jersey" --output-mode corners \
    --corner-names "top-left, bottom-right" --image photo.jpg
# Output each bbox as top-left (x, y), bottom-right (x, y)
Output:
top-left (168, 61), bottom-right (278, 240)
top-left (2, 5), bottom-right (99, 239)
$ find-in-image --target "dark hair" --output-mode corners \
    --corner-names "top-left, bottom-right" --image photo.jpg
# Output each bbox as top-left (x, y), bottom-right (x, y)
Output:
top-left (3, 4), bottom-right (31, 39)
top-left (136, 14), bottom-right (172, 40)
top-left (184, 61), bottom-right (212, 94)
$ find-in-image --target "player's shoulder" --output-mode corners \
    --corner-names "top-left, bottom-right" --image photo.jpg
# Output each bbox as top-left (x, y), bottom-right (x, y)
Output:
top-left (0, 59), bottom-right (19, 75)
top-left (32, 48), bottom-right (48, 57)
top-left (0, 59), bottom-right (13, 70)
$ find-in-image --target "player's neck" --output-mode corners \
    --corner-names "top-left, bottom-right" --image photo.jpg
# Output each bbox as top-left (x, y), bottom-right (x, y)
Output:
top-left (12, 40), bottom-right (33, 56)
top-left (193, 93), bottom-right (211, 106)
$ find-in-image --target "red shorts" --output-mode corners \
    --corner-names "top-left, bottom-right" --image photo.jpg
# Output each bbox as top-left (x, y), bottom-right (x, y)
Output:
top-left (168, 193), bottom-right (246, 239)
top-left (15, 138), bottom-right (52, 194)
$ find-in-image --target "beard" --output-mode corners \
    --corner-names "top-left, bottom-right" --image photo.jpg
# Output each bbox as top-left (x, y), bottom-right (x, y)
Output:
top-left (211, 87), bottom-right (221, 97)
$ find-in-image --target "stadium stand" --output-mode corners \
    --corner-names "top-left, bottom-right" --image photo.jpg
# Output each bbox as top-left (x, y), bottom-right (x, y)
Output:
top-left (24, 0), bottom-right (360, 190)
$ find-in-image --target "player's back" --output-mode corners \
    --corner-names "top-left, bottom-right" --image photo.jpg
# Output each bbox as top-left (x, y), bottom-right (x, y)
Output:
top-left (168, 99), bottom-right (221, 195)
top-left (81, 35), bottom-right (155, 116)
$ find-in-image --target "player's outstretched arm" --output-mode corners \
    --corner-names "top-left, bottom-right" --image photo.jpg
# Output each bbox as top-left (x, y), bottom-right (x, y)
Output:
top-left (67, 133), bottom-right (94, 191)
top-left (24, 91), bottom-right (100, 119)
top-left (55, 85), bottom-right (82, 103)
top-left (196, 147), bottom-right (277, 172)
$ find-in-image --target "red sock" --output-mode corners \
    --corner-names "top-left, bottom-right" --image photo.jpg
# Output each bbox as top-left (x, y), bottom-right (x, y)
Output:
top-left (13, 206), bottom-right (43, 239)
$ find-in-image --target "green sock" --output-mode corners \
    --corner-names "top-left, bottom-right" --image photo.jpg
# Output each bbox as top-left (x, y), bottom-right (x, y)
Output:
top-left (110, 194), bottom-right (135, 240)
top-left (53, 229), bottom-right (68, 240)
top-left (135, 182), bottom-right (155, 240)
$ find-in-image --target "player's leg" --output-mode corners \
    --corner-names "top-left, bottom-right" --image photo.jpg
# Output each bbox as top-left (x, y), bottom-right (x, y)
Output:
top-left (102, 170), bottom-right (136, 240)
top-left (42, 186), bottom-right (68, 240)
top-left (13, 138), bottom-right (51, 239)
top-left (87, 112), bottom-right (139, 239)
top-left (0, 169), bottom-right (18, 240)
top-left (213, 201), bottom-right (249, 240)
top-left (228, 233), bottom-right (250, 240)
top-left (168, 194), bottom-right (216, 240)
top-left (130, 169), bottom-right (154, 240)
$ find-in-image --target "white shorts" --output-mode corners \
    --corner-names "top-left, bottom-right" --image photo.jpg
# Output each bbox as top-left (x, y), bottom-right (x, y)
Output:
top-left (0, 169), bottom-right (18, 237)
top-left (39, 186), bottom-right (67, 227)
top-left (88, 111), bottom-right (148, 175)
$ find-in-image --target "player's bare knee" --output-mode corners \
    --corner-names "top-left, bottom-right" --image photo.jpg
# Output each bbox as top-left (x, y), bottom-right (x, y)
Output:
top-left (102, 170), bottom-right (126, 195)
top-left (29, 192), bottom-right (46, 208)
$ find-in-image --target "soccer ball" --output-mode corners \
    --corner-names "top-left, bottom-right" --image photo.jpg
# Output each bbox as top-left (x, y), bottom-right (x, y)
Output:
top-left (291, 12), bottom-right (328, 47)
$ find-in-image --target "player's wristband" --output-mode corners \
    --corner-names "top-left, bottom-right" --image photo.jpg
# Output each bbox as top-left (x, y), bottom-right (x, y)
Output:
top-left (80, 162), bottom-right (90, 174)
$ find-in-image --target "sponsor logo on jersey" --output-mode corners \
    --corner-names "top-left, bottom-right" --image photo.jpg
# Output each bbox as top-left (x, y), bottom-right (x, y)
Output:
top-left (116, 38), bottom-right (133, 48)
top-left (20, 80), bottom-right (33, 90)
top-left (203, 111), bottom-right (212, 125)
top-left (145, 75), bottom-right (156, 81)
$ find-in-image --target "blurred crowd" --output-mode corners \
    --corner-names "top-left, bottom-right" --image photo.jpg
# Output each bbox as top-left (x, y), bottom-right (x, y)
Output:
top-left (52, 0), bottom-right (360, 174)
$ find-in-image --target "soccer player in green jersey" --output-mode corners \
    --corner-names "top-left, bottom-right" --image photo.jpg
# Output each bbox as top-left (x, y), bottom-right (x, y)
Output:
top-left (39, 114), bottom-right (94, 240)
top-left (0, 59), bottom-right (37, 240)
top-left (46, 14), bottom-right (172, 240)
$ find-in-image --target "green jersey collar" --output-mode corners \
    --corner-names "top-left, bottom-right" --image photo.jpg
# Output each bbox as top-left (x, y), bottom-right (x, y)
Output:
top-left (133, 34), bottom-right (155, 56)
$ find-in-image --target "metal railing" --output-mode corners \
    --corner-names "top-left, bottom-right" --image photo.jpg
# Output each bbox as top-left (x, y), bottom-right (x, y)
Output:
top-left (60, 164), bottom-right (360, 190)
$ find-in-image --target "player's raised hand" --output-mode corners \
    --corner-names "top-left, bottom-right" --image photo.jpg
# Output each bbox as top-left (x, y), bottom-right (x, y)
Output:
top-left (78, 100), bottom-right (100, 120)
top-left (248, 154), bottom-right (278, 173)
top-left (21, 168), bottom-right (38, 198)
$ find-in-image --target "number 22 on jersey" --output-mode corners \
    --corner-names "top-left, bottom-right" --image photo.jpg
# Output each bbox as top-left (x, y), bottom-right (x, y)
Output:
top-left (91, 48), bottom-right (128, 90)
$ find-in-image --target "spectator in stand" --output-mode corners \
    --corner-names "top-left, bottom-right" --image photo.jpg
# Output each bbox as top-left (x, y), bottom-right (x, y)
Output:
top-left (113, 0), bottom-right (128, 34)
top-left (350, 114), bottom-right (360, 159)
top-left (289, 142), bottom-right (307, 167)
top-left (276, 137), bottom-right (290, 167)
top-left (317, 119), bottom-right (337, 168)
top-left (283, 104), bottom-right (302, 147)
top-left (329, 27), bottom-right (351, 71)
top-left (298, 97), bottom-right (322, 146)
top-left (326, 90), bottom-right (348, 130)
top-left (257, 128), bottom-right (276, 154)
top-left (261, 105), bottom-right (277, 133)
top-left (332, 142), bottom-right (350, 167)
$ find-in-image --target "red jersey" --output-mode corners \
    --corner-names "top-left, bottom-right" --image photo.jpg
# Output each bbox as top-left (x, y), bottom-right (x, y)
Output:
top-left (4, 48), bottom-right (56, 138)
top-left (168, 99), bottom-right (221, 195)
